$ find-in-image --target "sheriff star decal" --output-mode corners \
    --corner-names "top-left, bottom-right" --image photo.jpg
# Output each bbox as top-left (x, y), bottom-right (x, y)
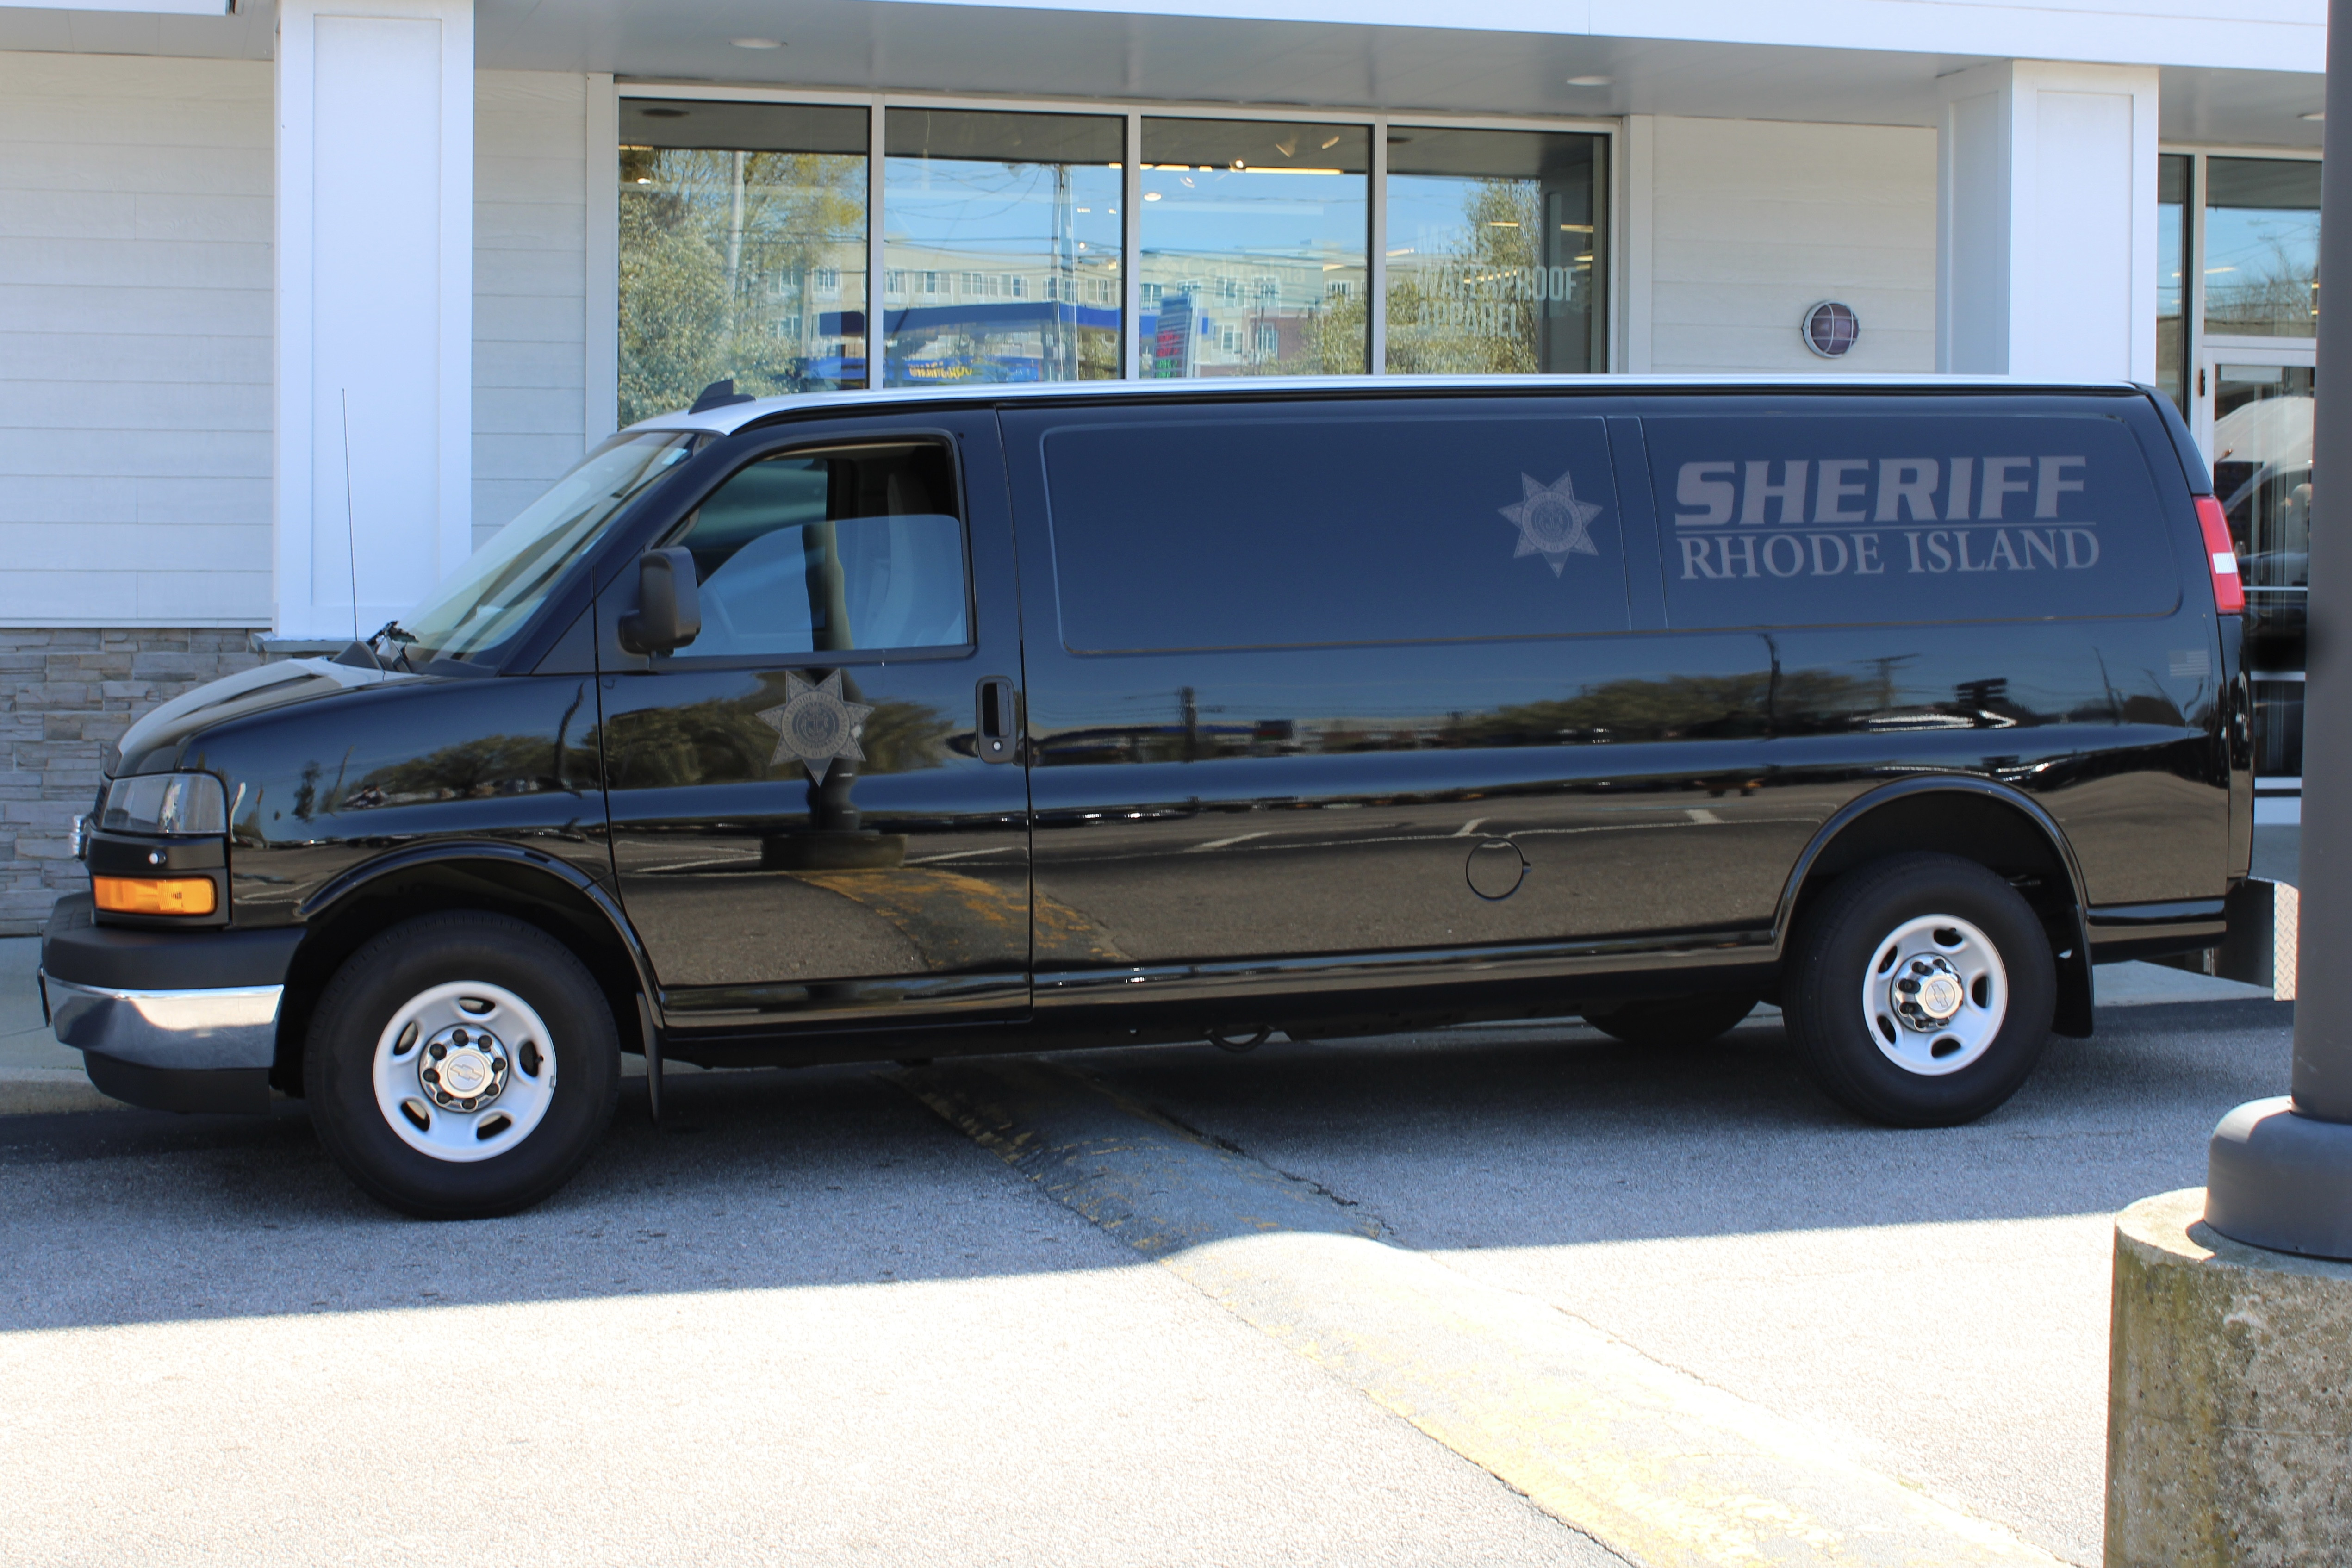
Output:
top-left (758, 670), bottom-right (874, 784)
top-left (1500, 468), bottom-right (1605, 575)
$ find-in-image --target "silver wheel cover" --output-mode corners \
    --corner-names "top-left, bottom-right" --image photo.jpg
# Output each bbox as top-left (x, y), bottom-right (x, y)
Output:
top-left (1859, 914), bottom-right (2008, 1076)
top-left (371, 981), bottom-right (557, 1163)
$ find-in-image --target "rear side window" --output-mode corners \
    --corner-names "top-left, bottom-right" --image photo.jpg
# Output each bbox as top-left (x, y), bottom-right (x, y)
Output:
top-left (664, 441), bottom-right (970, 657)
top-left (1643, 412), bottom-right (2180, 629)
top-left (1042, 407), bottom-right (1628, 652)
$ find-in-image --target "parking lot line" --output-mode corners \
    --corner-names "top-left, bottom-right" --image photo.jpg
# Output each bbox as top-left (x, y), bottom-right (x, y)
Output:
top-left (900, 1057), bottom-right (2069, 1568)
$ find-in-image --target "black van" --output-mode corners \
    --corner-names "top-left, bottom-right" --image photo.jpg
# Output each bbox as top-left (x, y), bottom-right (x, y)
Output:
top-left (41, 376), bottom-right (2249, 1217)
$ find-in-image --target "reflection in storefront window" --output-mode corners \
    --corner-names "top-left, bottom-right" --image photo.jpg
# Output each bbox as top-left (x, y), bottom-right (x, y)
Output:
top-left (1139, 119), bottom-right (1369, 377)
top-left (1383, 128), bottom-right (1607, 375)
top-left (883, 110), bottom-right (1123, 386)
top-left (2157, 155), bottom-right (2188, 413)
top-left (2213, 362), bottom-right (2314, 675)
top-left (2206, 158), bottom-right (2321, 338)
top-left (618, 100), bottom-right (869, 423)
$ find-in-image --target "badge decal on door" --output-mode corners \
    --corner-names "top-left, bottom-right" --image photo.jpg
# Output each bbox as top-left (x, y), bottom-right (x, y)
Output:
top-left (1499, 469), bottom-right (1604, 575)
top-left (758, 670), bottom-right (874, 784)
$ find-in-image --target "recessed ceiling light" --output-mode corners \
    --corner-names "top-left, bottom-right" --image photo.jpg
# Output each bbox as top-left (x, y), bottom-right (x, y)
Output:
top-left (731, 37), bottom-right (784, 49)
top-left (1566, 74), bottom-right (1612, 87)
top-left (2301, 110), bottom-right (2325, 122)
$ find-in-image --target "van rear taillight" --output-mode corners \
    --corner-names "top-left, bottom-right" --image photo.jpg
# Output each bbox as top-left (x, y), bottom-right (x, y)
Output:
top-left (2195, 495), bottom-right (2244, 614)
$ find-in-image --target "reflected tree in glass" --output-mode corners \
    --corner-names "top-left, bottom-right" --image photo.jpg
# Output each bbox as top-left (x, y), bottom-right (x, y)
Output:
top-left (1383, 128), bottom-right (1605, 375)
top-left (619, 144), bottom-right (867, 423)
top-left (1386, 180), bottom-right (1549, 373)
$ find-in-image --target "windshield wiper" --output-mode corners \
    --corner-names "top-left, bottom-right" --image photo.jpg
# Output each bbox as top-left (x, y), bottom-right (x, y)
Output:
top-left (361, 620), bottom-right (418, 672)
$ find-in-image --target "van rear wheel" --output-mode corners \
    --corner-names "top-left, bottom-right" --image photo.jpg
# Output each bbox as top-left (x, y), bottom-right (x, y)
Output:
top-left (1784, 853), bottom-right (2055, 1127)
top-left (1581, 992), bottom-right (1759, 1049)
top-left (305, 913), bottom-right (620, 1219)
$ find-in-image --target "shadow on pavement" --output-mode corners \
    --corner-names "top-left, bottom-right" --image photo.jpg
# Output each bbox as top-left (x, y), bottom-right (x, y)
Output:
top-left (0, 998), bottom-right (2290, 1332)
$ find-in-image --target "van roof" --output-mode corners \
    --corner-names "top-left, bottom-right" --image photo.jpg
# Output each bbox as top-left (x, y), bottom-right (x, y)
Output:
top-left (630, 373), bottom-right (2153, 439)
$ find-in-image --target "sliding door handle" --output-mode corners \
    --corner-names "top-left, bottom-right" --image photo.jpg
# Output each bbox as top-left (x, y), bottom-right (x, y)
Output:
top-left (977, 676), bottom-right (1018, 764)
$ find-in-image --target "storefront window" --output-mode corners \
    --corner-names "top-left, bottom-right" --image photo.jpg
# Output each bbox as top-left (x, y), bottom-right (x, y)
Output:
top-left (1139, 119), bottom-right (1369, 377)
top-left (2205, 157), bottom-right (2321, 338)
top-left (618, 100), bottom-right (869, 423)
top-left (2156, 155), bottom-right (2189, 413)
top-left (1383, 128), bottom-right (1606, 374)
top-left (882, 110), bottom-right (1123, 386)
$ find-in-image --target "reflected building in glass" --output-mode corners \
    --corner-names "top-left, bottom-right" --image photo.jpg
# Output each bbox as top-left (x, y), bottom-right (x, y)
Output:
top-left (617, 100), bottom-right (870, 422)
top-left (1383, 128), bottom-right (1607, 375)
top-left (1139, 120), bottom-right (1369, 377)
top-left (882, 110), bottom-right (1125, 386)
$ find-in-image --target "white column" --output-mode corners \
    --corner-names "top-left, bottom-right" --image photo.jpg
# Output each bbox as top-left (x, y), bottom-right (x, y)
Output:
top-left (275, 0), bottom-right (473, 641)
top-left (1618, 114), bottom-right (1655, 375)
top-left (584, 72), bottom-right (619, 447)
top-left (1937, 60), bottom-right (2158, 382)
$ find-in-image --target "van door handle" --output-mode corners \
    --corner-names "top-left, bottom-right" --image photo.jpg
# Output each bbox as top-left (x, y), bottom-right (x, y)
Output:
top-left (977, 677), bottom-right (1018, 764)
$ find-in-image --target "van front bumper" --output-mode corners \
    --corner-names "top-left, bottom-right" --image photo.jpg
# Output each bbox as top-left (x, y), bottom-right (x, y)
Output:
top-left (40, 892), bottom-right (302, 1114)
top-left (42, 975), bottom-right (281, 1068)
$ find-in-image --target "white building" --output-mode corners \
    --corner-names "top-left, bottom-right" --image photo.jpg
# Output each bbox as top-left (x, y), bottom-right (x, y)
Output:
top-left (0, 0), bottom-right (2324, 928)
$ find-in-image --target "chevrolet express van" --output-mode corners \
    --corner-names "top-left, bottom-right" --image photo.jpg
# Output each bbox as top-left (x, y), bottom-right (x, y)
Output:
top-left (41, 376), bottom-right (2250, 1217)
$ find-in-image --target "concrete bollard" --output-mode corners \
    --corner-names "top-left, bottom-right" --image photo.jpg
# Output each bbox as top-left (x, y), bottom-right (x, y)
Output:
top-left (2106, 1189), bottom-right (2352, 1566)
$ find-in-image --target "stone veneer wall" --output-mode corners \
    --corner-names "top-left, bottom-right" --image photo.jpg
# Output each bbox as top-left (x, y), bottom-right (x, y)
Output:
top-left (0, 629), bottom-right (266, 937)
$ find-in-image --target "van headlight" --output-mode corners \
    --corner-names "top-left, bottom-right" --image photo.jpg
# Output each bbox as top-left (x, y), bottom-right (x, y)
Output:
top-left (97, 772), bottom-right (228, 836)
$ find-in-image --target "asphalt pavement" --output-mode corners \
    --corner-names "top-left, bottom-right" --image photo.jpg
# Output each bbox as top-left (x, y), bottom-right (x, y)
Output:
top-left (0, 980), bottom-right (2292, 1566)
top-left (0, 823), bottom-right (2300, 1565)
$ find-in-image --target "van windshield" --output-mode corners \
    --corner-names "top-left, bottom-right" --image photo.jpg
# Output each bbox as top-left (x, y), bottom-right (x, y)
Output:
top-left (401, 429), bottom-right (704, 666)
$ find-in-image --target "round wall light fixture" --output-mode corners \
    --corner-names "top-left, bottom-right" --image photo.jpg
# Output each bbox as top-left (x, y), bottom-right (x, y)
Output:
top-left (1802, 299), bottom-right (1860, 359)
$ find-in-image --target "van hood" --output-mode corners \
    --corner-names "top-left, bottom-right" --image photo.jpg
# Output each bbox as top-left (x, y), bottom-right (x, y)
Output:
top-left (115, 659), bottom-right (418, 776)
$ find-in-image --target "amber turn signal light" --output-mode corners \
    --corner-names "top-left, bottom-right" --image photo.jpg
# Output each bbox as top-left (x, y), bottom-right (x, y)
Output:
top-left (93, 875), bottom-right (216, 916)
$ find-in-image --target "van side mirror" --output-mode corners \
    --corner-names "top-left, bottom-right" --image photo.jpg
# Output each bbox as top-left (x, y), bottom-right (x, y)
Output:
top-left (618, 547), bottom-right (701, 655)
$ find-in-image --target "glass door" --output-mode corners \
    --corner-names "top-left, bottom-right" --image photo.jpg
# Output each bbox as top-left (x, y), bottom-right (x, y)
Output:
top-left (2197, 346), bottom-right (2314, 805)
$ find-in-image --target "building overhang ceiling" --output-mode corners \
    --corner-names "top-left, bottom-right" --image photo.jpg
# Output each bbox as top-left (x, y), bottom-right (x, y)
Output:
top-left (0, 0), bottom-right (2324, 149)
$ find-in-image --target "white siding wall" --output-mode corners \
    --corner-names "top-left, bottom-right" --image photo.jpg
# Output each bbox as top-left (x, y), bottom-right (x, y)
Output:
top-left (0, 52), bottom-right (272, 627)
top-left (1644, 116), bottom-right (1937, 374)
top-left (474, 69), bottom-right (588, 547)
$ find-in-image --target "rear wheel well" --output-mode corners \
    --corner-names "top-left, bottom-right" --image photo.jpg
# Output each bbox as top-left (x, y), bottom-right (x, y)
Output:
top-left (272, 860), bottom-right (645, 1095)
top-left (1781, 791), bottom-right (2091, 1033)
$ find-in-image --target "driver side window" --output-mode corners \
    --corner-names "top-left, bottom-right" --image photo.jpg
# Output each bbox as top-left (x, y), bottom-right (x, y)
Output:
top-left (667, 441), bottom-right (970, 659)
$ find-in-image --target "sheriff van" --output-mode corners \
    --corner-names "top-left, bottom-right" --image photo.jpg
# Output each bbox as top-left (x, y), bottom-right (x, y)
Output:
top-left (41, 376), bottom-right (2249, 1217)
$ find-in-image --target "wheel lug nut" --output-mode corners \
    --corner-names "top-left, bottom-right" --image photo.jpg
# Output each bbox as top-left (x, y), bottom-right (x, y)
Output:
top-left (429, 1042), bottom-right (447, 1059)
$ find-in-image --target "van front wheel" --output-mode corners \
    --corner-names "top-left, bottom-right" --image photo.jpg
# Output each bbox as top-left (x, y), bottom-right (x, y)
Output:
top-left (1784, 853), bottom-right (2055, 1127)
top-left (305, 913), bottom-right (621, 1219)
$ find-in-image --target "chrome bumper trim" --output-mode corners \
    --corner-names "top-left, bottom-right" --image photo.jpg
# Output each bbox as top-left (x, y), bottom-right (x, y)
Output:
top-left (40, 973), bottom-right (282, 1070)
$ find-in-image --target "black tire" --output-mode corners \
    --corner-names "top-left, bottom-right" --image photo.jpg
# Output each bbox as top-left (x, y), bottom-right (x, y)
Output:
top-left (1581, 992), bottom-right (1759, 1049)
top-left (1783, 852), bottom-right (2056, 1127)
top-left (305, 913), bottom-right (621, 1219)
